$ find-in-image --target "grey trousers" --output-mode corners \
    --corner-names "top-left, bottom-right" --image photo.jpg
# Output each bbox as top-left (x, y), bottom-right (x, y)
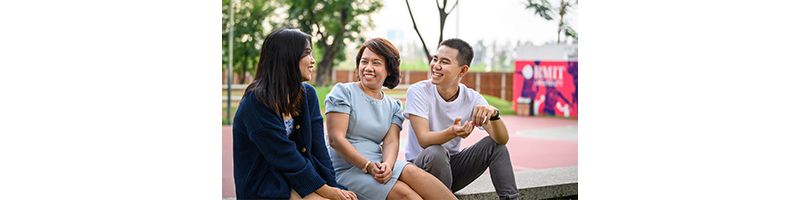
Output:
top-left (411, 136), bottom-right (519, 200)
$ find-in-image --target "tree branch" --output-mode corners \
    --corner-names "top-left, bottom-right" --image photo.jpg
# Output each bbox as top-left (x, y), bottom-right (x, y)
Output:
top-left (437, 0), bottom-right (447, 46)
top-left (406, 0), bottom-right (432, 61)
top-left (446, 0), bottom-right (459, 15)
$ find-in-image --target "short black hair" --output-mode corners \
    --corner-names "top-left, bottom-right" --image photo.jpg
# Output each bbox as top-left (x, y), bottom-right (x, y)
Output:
top-left (355, 38), bottom-right (401, 89)
top-left (440, 38), bottom-right (474, 67)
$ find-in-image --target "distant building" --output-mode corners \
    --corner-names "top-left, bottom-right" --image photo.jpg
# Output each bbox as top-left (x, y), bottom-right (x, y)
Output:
top-left (515, 43), bottom-right (578, 62)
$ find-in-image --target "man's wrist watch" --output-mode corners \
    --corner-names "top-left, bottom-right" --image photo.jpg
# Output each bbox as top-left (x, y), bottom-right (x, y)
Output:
top-left (489, 109), bottom-right (501, 121)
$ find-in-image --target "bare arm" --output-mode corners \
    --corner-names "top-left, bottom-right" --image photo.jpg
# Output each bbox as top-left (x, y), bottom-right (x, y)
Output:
top-left (326, 112), bottom-right (372, 173)
top-left (381, 124), bottom-right (401, 168)
top-left (472, 106), bottom-right (509, 144)
top-left (371, 124), bottom-right (402, 184)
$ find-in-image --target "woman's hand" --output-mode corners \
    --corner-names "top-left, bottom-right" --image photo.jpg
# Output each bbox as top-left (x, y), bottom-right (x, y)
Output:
top-left (317, 184), bottom-right (358, 200)
top-left (370, 162), bottom-right (393, 184)
top-left (367, 161), bottom-right (381, 182)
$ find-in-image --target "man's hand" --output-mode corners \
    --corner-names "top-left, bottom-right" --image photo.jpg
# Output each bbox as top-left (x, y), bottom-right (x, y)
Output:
top-left (450, 118), bottom-right (474, 139)
top-left (471, 105), bottom-right (498, 127)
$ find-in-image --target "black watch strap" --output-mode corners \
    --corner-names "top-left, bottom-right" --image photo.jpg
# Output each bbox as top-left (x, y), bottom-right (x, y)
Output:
top-left (489, 109), bottom-right (500, 121)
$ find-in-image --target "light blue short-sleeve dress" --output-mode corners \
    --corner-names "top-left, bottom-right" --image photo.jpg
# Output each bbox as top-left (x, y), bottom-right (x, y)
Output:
top-left (325, 82), bottom-right (408, 200)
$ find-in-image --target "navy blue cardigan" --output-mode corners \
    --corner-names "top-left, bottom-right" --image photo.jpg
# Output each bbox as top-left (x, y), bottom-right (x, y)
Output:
top-left (233, 83), bottom-right (345, 199)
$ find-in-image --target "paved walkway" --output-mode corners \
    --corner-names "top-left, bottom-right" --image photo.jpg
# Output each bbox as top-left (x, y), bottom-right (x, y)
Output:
top-left (222, 115), bottom-right (577, 198)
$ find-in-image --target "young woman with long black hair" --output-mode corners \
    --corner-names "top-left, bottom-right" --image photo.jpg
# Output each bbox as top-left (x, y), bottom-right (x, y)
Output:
top-left (233, 28), bottom-right (357, 200)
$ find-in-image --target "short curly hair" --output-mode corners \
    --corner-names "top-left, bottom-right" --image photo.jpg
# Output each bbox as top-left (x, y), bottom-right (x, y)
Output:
top-left (355, 38), bottom-right (401, 89)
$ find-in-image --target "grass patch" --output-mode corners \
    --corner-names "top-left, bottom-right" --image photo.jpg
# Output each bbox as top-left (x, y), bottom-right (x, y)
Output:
top-left (483, 95), bottom-right (516, 115)
top-left (315, 84), bottom-right (333, 116)
top-left (399, 59), bottom-right (430, 71)
top-left (222, 106), bottom-right (237, 125)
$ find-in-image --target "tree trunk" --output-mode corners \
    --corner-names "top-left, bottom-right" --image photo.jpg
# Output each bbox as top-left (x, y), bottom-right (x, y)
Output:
top-left (557, 29), bottom-right (562, 44)
top-left (406, 0), bottom-right (432, 61)
top-left (438, 6), bottom-right (446, 46)
top-left (240, 61), bottom-right (248, 84)
top-left (557, 14), bottom-right (565, 43)
top-left (557, 0), bottom-right (568, 44)
top-left (316, 45), bottom-right (338, 86)
top-left (316, 35), bottom-right (345, 85)
top-left (436, 0), bottom-right (458, 51)
top-left (314, 8), bottom-right (348, 86)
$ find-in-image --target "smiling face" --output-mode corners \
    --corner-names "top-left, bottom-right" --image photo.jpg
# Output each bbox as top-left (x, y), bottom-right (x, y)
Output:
top-left (430, 45), bottom-right (466, 86)
top-left (358, 47), bottom-right (388, 89)
top-left (298, 41), bottom-right (315, 82)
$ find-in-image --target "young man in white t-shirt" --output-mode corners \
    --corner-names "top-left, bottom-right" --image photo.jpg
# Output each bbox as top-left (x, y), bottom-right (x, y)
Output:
top-left (404, 38), bottom-right (519, 200)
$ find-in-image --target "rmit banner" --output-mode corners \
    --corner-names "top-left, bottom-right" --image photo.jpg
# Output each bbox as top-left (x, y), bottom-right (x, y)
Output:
top-left (512, 60), bottom-right (578, 118)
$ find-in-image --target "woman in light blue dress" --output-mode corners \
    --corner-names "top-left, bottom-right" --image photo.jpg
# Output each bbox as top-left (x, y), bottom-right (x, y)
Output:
top-left (325, 38), bottom-right (456, 200)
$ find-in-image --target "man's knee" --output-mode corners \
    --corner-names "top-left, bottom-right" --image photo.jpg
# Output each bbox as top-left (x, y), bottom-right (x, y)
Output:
top-left (474, 136), bottom-right (510, 162)
top-left (479, 136), bottom-right (495, 144)
top-left (494, 142), bottom-right (509, 155)
top-left (415, 145), bottom-right (451, 175)
top-left (415, 145), bottom-right (453, 189)
top-left (420, 145), bottom-right (448, 160)
top-left (479, 136), bottom-right (509, 153)
top-left (420, 145), bottom-right (449, 164)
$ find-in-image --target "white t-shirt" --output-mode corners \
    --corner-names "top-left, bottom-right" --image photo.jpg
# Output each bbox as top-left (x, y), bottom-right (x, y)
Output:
top-left (404, 80), bottom-right (488, 161)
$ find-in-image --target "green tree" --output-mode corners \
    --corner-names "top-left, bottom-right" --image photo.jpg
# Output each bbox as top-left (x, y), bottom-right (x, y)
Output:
top-left (525, 0), bottom-right (577, 43)
top-left (277, 0), bottom-right (382, 86)
top-left (222, 0), bottom-right (277, 84)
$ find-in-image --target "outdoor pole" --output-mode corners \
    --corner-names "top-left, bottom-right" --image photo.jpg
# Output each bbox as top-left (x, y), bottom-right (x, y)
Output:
top-left (456, 0), bottom-right (459, 38)
top-left (227, 0), bottom-right (234, 123)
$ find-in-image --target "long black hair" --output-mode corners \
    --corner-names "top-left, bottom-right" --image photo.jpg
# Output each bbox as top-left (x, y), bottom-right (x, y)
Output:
top-left (245, 28), bottom-right (311, 117)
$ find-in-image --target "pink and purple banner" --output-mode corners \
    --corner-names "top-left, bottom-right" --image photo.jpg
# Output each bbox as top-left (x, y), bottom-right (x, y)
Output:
top-left (512, 60), bottom-right (578, 118)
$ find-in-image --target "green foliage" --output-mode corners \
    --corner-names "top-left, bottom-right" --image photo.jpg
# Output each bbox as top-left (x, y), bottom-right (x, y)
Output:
top-left (221, 0), bottom-right (382, 85)
top-left (525, 0), bottom-right (554, 20)
top-left (277, 0), bottom-right (383, 85)
top-left (314, 84), bottom-right (333, 113)
top-left (525, 0), bottom-right (578, 43)
top-left (398, 59), bottom-right (430, 71)
top-left (222, 106), bottom-right (237, 125)
top-left (222, 0), bottom-right (277, 82)
top-left (563, 24), bottom-right (577, 41)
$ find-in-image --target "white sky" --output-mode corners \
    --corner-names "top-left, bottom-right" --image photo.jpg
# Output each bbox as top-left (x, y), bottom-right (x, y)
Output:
top-left (365, 0), bottom-right (578, 51)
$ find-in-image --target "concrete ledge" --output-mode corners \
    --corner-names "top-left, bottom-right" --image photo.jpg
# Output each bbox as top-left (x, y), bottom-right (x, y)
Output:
top-left (222, 166), bottom-right (577, 200)
top-left (455, 166), bottom-right (577, 200)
